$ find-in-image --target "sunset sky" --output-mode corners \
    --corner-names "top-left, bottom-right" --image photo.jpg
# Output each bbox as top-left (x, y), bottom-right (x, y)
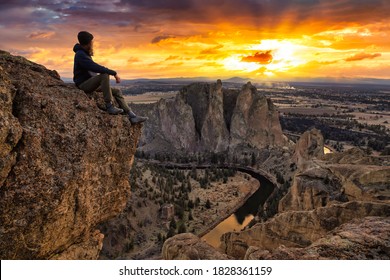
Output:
top-left (1, 0), bottom-right (390, 82)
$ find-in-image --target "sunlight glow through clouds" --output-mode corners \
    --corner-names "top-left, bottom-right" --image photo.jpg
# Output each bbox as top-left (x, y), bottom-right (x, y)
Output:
top-left (1, 0), bottom-right (389, 81)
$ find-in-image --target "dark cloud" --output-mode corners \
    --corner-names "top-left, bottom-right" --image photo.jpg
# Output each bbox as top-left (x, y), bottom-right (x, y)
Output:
top-left (116, 0), bottom-right (390, 32)
top-left (0, 6), bottom-right (63, 27)
top-left (151, 35), bottom-right (175, 44)
top-left (0, 0), bottom-right (390, 35)
top-left (345, 52), bottom-right (382, 62)
top-left (119, 0), bottom-right (194, 10)
top-left (0, 1), bottom-right (136, 28)
top-left (241, 51), bottom-right (273, 64)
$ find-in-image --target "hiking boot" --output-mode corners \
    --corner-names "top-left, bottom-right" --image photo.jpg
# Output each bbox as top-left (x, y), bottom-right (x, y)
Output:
top-left (106, 103), bottom-right (124, 115)
top-left (130, 115), bottom-right (148, 124)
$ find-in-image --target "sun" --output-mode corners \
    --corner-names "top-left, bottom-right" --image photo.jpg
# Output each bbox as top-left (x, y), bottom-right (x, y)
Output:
top-left (223, 39), bottom-right (307, 75)
top-left (222, 55), bottom-right (262, 73)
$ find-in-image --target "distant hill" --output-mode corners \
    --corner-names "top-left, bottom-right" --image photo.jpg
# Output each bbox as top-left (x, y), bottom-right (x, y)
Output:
top-left (222, 77), bottom-right (250, 83)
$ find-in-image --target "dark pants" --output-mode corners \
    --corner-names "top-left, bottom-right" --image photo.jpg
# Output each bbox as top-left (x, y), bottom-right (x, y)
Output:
top-left (78, 73), bottom-right (131, 113)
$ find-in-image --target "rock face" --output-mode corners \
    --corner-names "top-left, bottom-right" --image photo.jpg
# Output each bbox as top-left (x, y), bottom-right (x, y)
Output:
top-left (160, 204), bottom-right (175, 220)
top-left (218, 144), bottom-right (390, 260)
top-left (157, 95), bottom-right (198, 151)
top-left (229, 82), bottom-right (286, 150)
top-left (0, 57), bottom-right (23, 187)
top-left (280, 148), bottom-right (390, 212)
top-left (293, 128), bottom-right (324, 169)
top-left (184, 80), bottom-right (230, 152)
top-left (133, 81), bottom-right (287, 154)
top-left (221, 201), bottom-right (390, 259)
top-left (278, 166), bottom-right (345, 212)
top-left (244, 217), bottom-right (390, 260)
top-left (0, 50), bottom-right (142, 259)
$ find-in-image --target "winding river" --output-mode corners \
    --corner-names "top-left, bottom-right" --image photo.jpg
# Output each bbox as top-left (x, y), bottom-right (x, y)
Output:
top-left (159, 163), bottom-right (276, 248)
top-left (156, 147), bottom-right (331, 248)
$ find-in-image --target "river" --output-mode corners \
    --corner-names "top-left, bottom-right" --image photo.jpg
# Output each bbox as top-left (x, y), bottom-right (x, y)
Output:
top-left (201, 148), bottom-right (333, 248)
top-left (158, 163), bottom-right (276, 248)
top-left (157, 148), bottom-right (331, 249)
top-left (200, 168), bottom-right (275, 248)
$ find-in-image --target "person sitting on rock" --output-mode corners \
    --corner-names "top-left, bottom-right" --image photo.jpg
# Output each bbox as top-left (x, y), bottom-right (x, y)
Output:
top-left (73, 31), bottom-right (147, 124)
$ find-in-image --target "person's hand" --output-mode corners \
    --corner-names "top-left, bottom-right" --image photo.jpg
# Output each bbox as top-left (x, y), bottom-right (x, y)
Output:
top-left (115, 74), bottom-right (121, 83)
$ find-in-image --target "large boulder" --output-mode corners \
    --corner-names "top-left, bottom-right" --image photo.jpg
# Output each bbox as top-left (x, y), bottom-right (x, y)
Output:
top-left (162, 233), bottom-right (231, 260)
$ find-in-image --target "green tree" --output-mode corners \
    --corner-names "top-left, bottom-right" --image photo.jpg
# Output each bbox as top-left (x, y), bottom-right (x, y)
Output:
top-left (251, 153), bottom-right (256, 166)
top-left (188, 199), bottom-right (194, 209)
top-left (188, 210), bottom-right (194, 220)
top-left (167, 227), bottom-right (176, 238)
top-left (169, 217), bottom-right (177, 229)
top-left (178, 222), bottom-right (187, 234)
top-left (195, 197), bottom-right (201, 207)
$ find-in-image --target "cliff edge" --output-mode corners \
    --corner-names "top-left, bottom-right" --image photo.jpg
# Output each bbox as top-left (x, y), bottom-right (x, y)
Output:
top-left (0, 50), bottom-right (142, 259)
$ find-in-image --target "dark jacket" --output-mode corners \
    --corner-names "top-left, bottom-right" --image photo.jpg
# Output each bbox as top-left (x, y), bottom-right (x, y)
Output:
top-left (73, 43), bottom-right (117, 86)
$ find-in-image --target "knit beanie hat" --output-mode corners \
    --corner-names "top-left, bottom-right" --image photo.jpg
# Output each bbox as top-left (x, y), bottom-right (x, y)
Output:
top-left (78, 31), bottom-right (94, 45)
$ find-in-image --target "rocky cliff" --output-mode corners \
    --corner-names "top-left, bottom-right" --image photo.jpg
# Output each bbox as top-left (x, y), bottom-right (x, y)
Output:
top-left (163, 131), bottom-right (390, 260)
top-left (132, 80), bottom-right (287, 154)
top-left (0, 51), bottom-right (142, 259)
top-left (222, 138), bottom-right (390, 259)
top-left (220, 201), bottom-right (390, 258)
top-left (292, 128), bottom-right (324, 169)
top-left (244, 216), bottom-right (390, 260)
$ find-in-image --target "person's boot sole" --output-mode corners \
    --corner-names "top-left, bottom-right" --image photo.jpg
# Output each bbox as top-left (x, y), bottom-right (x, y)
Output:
top-left (130, 117), bottom-right (148, 124)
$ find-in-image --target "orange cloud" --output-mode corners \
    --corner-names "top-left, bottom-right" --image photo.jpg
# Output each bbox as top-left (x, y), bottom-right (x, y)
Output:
top-left (165, 55), bottom-right (179, 61)
top-left (200, 44), bottom-right (223, 55)
top-left (1, 1), bottom-right (390, 81)
top-left (241, 51), bottom-right (273, 64)
top-left (127, 57), bottom-right (140, 64)
top-left (345, 52), bottom-right (382, 62)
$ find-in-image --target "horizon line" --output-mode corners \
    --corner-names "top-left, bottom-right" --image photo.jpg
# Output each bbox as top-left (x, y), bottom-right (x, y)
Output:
top-left (60, 76), bottom-right (390, 86)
